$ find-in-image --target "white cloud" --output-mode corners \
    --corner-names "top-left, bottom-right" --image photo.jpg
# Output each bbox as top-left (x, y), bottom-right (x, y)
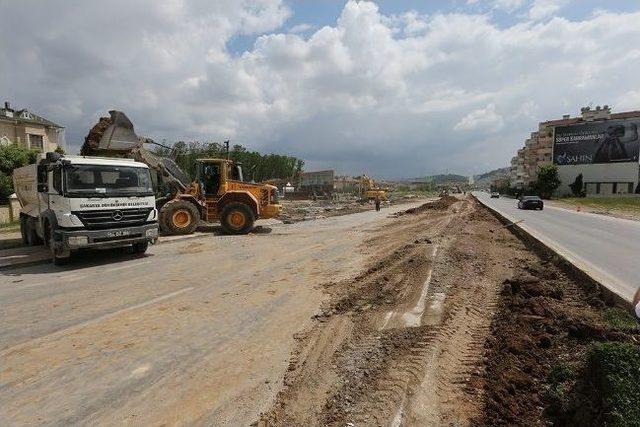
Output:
top-left (289, 23), bottom-right (317, 34)
top-left (528, 0), bottom-right (569, 21)
top-left (1, 0), bottom-right (639, 177)
top-left (455, 104), bottom-right (504, 132)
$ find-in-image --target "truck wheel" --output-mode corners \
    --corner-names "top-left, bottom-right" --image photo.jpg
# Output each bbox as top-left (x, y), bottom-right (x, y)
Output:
top-left (26, 218), bottom-right (43, 246)
top-left (20, 216), bottom-right (28, 244)
top-left (131, 241), bottom-right (149, 254)
top-left (160, 200), bottom-right (199, 235)
top-left (220, 202), bottom-right (255, 235)
top-left (53, 253), bottom-right (70, 266)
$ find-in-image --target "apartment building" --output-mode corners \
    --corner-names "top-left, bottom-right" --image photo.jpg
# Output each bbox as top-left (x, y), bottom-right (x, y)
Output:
top-left (0, 102), bottom-right (64, 152)
top-left (510, 106), bottom-right (640, 195)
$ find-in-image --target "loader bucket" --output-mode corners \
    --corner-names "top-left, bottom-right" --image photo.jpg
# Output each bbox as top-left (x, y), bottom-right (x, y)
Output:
top-left (97, 110), bottom-right (141, 152)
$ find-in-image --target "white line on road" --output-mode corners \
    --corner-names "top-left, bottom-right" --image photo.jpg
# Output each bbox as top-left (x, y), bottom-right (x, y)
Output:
top-left (0, 287), bottom-right (194, 357)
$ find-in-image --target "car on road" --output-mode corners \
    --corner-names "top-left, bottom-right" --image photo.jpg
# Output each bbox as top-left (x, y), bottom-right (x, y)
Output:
top-left (517, 195), bottom-right (544, 210)
top-left (490, 191), bottom-right (500, 198)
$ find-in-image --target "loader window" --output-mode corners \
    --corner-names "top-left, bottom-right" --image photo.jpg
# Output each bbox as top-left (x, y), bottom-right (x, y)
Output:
top-left (201, 164), bottom-right (220, 195)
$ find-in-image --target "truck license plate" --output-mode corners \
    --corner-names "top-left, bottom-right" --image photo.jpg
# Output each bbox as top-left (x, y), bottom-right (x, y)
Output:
top-left (106, 230), bottom-right (131, 238)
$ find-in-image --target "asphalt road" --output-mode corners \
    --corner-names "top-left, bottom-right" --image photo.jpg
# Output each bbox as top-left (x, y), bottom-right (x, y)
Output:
top-left (475, 192), bottom-right (640, 302)
top-left (0, 201), bottom-right (422, 426)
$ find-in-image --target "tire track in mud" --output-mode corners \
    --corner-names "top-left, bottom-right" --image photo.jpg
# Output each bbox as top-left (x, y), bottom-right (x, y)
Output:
top-left (259, 196), bottom-right (514, 426)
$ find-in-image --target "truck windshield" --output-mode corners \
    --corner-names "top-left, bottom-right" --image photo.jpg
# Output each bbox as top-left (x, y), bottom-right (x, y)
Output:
top-left (65, 164), bottom-right (154, 197)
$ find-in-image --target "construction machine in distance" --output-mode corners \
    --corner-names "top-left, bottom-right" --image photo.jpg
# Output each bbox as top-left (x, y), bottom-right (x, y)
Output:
top-left (81, 111), bottom-right (282, 235)
top-left (359, 174), bottom-right (388, 201)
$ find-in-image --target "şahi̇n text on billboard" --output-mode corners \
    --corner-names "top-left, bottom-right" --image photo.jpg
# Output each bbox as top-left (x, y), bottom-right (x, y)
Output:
top-left (553, 118), bottom-right (639, 165)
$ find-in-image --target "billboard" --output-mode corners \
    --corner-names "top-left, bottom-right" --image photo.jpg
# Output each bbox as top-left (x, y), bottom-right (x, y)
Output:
top-left (553, 118), bottom-right (639, 165)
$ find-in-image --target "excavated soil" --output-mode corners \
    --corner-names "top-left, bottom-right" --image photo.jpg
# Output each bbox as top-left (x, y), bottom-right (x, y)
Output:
top-left (81, 115), bottom-right (112, 155)
top-left (258, 195), bottom-right (638, 426)
top-left (259, 196), bottom-right (529, 426)
top-left (477, 247), bottom-right (639, 426)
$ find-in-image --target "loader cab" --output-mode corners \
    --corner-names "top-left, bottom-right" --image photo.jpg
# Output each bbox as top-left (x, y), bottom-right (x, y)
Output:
top-left (197, 159), bottom-right (244, 196)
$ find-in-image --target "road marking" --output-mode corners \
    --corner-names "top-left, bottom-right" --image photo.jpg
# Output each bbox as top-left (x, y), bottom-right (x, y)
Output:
top-left (0, 287), bottom-right (194, 357)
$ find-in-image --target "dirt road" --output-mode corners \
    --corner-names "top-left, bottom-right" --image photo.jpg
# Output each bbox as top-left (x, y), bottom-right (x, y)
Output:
top-left (5, 195), bottom-right (631, 426)
top-left (261, 195), bottom-right (519, 425)
top-left (0, 202), bottom-right (422, 426)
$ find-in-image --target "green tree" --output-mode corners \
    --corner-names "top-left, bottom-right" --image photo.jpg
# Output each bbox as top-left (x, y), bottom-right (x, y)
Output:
top-left (535, 164), bottom-right (561, 199)
top-left (153, 140), bottom-right (304, 183)
top-left (0, 144), bottom-right (40, 202)
top-left (569, 173), bottom-right (585, 197)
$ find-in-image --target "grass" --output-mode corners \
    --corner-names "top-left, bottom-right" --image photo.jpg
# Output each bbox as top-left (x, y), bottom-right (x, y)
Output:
top-left (558, 197), bottom-right (640, 214)
top-left (602, 307), bottom-right (639, 332)
top-left (587, 342), bottom-right (640, 426)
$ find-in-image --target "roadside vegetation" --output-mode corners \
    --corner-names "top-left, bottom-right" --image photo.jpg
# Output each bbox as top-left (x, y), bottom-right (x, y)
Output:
top-left (557, 196), bottom-right (640, 214)
top-left (153, 141), bottom-right (304, 182)
top-left (0, 144), bottom-right (40, 202)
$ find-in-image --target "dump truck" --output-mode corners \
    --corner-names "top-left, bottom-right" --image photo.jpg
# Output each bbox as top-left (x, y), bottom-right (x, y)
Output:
top-left (13, 152), bottom-right (159, 265)
top-left (81, 111), bottom-right (282, 235)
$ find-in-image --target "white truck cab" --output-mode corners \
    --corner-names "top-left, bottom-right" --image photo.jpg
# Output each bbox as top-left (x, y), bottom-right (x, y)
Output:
top-left (13, 152), bottom-right (158, 265)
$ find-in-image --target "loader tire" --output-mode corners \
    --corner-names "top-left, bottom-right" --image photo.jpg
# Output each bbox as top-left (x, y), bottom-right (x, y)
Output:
top-left (160, 199), bottom-right (199, 235)
top-left (220, 202), bottom-right (255, 235)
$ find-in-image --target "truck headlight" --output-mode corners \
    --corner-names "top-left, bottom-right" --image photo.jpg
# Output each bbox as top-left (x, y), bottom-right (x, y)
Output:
top-left (147, 209), bottom-right (158, 221)
top-left (146, 228), bottom-right (158, 238)
top-left (68, 236), bottom-right (88, 246)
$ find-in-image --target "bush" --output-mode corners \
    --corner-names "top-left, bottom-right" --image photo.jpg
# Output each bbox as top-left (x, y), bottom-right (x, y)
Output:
top-left (535, 164), bottom-right (561, 199)
top-left (0, 144), bottom-right (40, 202)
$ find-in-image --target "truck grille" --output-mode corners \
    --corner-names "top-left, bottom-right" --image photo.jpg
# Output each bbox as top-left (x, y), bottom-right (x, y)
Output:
top-left (73, 208), bottom-right (153, 230)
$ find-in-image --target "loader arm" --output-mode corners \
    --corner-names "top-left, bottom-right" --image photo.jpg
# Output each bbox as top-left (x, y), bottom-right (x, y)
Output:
top-left (82, 110), bottom-right (191, 192)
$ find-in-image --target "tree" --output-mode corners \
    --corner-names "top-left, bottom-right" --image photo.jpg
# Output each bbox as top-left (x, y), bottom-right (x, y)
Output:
top-left (151, 140), bottom-right (304, 183)
top-left (535, 164), bottom-right (561, 199)
top-left (0, 144), bottom-right (40, 202)
top-left (569, 173), bottom-right (585, 197)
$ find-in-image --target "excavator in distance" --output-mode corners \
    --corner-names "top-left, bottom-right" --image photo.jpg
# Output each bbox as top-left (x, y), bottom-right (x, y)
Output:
top-left (81, 111), bottom-right (282, 235)
top-left (359, 174), bottom-right (388, 201)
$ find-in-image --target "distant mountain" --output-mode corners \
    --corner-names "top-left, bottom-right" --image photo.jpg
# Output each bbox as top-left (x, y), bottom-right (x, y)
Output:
top-left (473, 167), bottom-right (510, 187)
top-left (412, 174), bottom-right (469, 184)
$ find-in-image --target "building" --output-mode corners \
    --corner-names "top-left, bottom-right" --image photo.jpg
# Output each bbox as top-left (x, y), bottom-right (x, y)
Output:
top-left (510, 105), bottom-right (640, 196)
top-left (509, 124), bottom-right (554, 188)
top-left (0, 102), bottom-right (64, 152)
top-left (333, 175), bottom-right (359, 193)
top-left (299, 170), bottom-right (334, 194)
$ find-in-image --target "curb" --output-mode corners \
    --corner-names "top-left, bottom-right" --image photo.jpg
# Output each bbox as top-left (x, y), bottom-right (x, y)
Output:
top-left (473, 194), bottom-right (632, 311)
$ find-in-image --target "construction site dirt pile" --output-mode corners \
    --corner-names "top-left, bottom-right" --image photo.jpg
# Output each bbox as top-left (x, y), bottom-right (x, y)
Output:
top-left (259, 195), bottom-right (637, 426)
top-left (477, 258), bottom-right (639, 426)
top-left (81, 115), bottom-right (112, 155)
top-left (280, 198), bottom-right (402, 223)
top-left (260, 196), bottom-right (504, 426)
top-left (391, 194), bottom-right (459, 216)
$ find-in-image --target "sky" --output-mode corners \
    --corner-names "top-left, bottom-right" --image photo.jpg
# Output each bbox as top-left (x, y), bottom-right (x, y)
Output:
top-left (1, 0), bottom-right (639, 178)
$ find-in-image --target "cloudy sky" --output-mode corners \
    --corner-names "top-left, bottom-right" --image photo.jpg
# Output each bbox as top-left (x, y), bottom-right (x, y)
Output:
top-left (1, 0), bottom-right (639, 178)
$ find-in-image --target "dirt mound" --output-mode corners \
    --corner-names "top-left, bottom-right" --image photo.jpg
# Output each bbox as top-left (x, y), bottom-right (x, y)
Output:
top-left (80, 115), bottom-right (112, 155)
top-left (477, 260), bottom-right (639, 426)
top-left (394, 195), bottom-right (459, 216)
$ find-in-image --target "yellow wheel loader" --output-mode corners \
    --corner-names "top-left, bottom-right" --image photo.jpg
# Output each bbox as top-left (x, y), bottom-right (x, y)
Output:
top-left (82, 111), bottom-right (282, 235)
